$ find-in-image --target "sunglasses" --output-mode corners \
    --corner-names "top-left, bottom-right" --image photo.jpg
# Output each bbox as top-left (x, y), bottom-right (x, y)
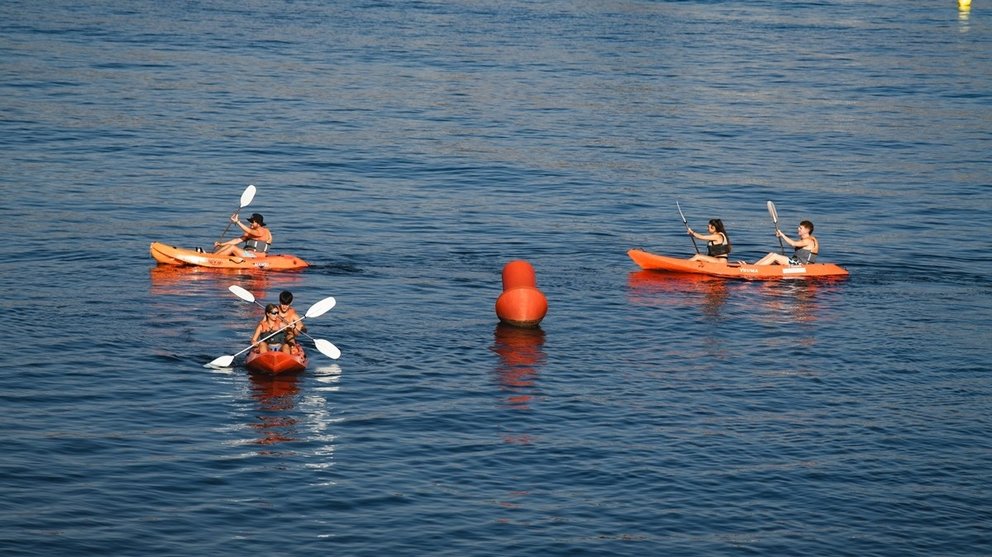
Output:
top-left (267, 311), bottom-right (279, 315)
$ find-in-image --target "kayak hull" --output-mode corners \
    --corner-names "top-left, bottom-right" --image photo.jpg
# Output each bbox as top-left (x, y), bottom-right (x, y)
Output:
top-left (150, 242), bottom-right (309, 270)
top-left (245, 347), bottom-right (308, 374)
top-left (627, 249), bottom-right (849, 280)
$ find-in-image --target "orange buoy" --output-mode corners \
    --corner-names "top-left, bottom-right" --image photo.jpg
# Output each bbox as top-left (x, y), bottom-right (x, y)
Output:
top-left (495, 260), bottom-right (547, 327)
top-left (501, 260), bottom-right (538, 290)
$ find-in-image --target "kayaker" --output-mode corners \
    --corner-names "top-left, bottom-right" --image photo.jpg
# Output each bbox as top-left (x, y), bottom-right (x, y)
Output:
top-left (686, 219), bottom-right (732, 264)
top-left (754, 220), bottom-right (819, 265)
top-left (213, 213), bottom-right (272, 259)
top-left (277, 290), bottom-right (307, 337)
top-left (251, 303), bottom-right (297, 354)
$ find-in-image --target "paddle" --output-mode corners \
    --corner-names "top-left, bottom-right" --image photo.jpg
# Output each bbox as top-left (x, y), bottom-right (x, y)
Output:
top-left (216, 185), bottom-right (257, 245)
top-left (206, 295), bottom-right (338, 368)
top-left (767, 200), bottom-right (785, 254)
top-left (677, 201), bottom-right (700, 254)
top-left (226, 285), bottom-right (342, 360)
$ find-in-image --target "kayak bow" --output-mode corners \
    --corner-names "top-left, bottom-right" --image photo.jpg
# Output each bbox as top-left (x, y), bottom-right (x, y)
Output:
top-left (245, 346), bottom-right (308, 374)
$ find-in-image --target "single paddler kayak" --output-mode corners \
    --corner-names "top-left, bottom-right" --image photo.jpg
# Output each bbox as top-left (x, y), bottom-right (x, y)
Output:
top-left (150, 242), bottom-right (309, 270)
top-left (627, 249), bottom-right (849, 280)
top-left (245, 346), bottom-right (308, 374)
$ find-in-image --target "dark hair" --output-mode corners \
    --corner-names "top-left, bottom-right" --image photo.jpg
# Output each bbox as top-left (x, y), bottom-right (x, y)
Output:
top-left (799, 220), bottom-right (814, 233)
top-left (264, 303), bottom-right (279, 315)
top-left (709, 218), bottom-right (731, 248)
top-left (279, 291), bottom-right (293, 305)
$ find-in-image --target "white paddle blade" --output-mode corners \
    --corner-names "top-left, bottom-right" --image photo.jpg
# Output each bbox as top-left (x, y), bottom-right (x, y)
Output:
top-left (206, 355), bottom-right (235, 368)
top-left (228, 284), bottom-right (255, 303)
top-left (313, 339), bottom-right (341, 360)
top-left (240, 185), bottom-right (257, 208)
top-left (767, 200), bottom-right (779, 223)
top-left (305, 296), bottom-right (337, 318)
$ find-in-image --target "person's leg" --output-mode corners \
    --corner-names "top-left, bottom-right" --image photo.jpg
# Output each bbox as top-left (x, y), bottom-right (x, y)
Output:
top-left (689, 254), bottom-right (728, 264)
top-left (755, 253), bottom-right (789, 265)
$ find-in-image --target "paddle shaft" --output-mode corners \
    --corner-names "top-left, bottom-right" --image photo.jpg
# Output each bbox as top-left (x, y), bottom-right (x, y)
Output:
top-left (216, 217), bottom-right (238, 246)
top-left (216, 185), bottom-right (256, 245)
top-left (677, 201), bottom-right (700, 254)
top-left (768, 201), bottom-right (785, 254)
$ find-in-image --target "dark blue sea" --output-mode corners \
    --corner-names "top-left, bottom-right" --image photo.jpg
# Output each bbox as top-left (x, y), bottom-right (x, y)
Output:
top-left (2, 1), bottom-right (990, 555)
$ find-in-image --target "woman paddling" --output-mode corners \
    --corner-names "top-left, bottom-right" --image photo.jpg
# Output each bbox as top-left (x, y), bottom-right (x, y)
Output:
top-left (251, 303), bottom-right (297, 354)
top-left (754, 220), bottom-right (818, 265)
top-left (686, 219), bottom-right (732, 264)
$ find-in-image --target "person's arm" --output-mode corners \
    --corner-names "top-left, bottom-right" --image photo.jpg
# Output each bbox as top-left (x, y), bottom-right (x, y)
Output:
top-left (231, 213), bottom-right (250, 232)
top-left (243, 228), bottom-right (266, 241)
top-left (779, 231), bottom-right (813, 249)
top-left (250, 322), bottom-right (263, 345)
top-left (688, 229), bottom-right (721, 243)
top-left (777, 230), bottom-right (796, 247)
top-left (795, 237), bottom-right (814, 249)
top-left (288, 310), bottom-right (305, 332)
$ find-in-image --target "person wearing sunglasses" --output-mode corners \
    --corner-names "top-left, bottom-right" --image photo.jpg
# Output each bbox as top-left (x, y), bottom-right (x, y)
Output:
top-left (251, 303), bottom-right (297, 354)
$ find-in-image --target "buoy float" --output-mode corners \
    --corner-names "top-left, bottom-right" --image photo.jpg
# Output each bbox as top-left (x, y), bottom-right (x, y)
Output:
top-left (495, 260), bottom-right (547, 327)
top-left (959, 0), bottom-right (971, 9)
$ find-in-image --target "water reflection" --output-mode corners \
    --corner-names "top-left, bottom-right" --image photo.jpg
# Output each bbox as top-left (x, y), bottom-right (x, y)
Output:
top-left (959, 1), bottom-right (971, 31)
top-left (626, 270), bottom-right (729, 320)
top-left (312, 364), bottom-right (343, 388)
top-left (490, 324), bottom-right (545, 413)
top-left (150, 266), bottom-right (263, 297)
top-left (248, 372), bottom-right (301, 450)
top-left (757, 279), bottom-right (843, 327)
top-left (149, 265), bottom-right (305, 299)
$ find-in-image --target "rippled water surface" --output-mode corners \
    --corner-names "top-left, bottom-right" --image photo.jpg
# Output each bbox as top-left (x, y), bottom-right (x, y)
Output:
top-left (2, 1), bottom-right (990, 555)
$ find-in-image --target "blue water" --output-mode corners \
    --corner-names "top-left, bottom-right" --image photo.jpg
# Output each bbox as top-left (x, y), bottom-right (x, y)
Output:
top-left (2, 1), bottom-right (990, 555)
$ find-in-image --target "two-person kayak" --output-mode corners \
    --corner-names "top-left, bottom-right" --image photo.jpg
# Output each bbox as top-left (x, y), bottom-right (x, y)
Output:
top-left (150, 242), bottom-right (309, 270)
top-left (627, 248), bottom-right (849, 280)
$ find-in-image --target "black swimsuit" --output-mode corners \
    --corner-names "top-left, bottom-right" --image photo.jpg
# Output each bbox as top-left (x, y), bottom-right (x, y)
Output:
top-left (707, 234), bottom-right (730, 258)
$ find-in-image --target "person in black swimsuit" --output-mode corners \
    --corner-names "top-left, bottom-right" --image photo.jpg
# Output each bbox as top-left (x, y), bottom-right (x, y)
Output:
top-left (687, 219), bottom-right (732, 264)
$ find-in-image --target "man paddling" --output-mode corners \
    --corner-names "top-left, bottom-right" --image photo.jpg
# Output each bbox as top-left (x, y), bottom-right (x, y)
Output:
top-left (277, 290), bottom-right (307, 339)
top-left (213, 212), bottom-right (272, 260)
top-left (754, 220), bottom-right (819, 265)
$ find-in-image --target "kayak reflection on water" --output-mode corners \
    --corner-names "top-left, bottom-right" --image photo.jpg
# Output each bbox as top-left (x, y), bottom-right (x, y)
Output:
top-left (248, 373), bottom-right (300, 450)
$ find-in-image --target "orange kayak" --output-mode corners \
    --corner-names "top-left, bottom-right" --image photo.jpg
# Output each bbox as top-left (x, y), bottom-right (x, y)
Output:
top-left (150, 242), bottom-right (309, 270)
top-left (627, 249), bottom-right (849, 280)
top-left (245, 346), bottom-right (308, 374)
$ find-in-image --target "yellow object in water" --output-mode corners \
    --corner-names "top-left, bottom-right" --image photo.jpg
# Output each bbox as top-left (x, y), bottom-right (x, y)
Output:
top-left (959, 0), bottom-right (971, 8)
